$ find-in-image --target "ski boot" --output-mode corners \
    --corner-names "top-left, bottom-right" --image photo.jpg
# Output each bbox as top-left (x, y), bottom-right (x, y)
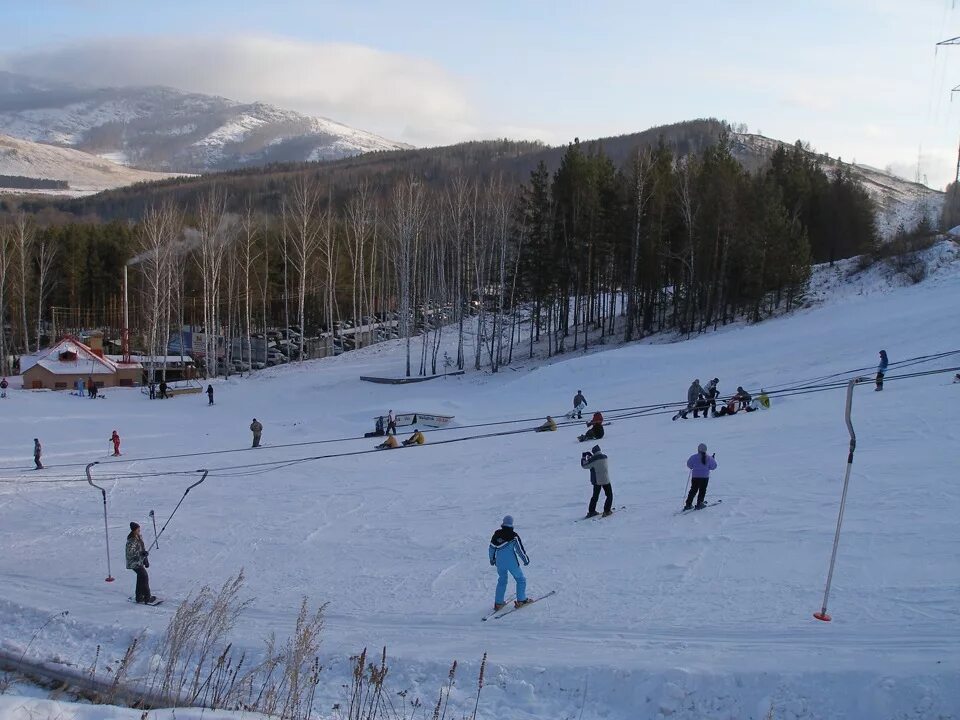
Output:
top-left (493, 602), bottom-right (506, 612)
top-left (514, 598), bottom-right (534, 609)
top-left (602, 509), bottom-right (613, 517)
top-left (584, 511), bottom-right (600, 519)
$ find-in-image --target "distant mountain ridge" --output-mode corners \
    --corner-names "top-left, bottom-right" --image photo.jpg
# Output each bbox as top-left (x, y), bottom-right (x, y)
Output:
top-left (0, 71), bottom-right (411, 173)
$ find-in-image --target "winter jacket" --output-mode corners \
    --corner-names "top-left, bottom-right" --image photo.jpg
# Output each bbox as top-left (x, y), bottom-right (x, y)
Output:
top-left (573, 392), bottom-right (587, 408)
top-left (250, 420), bottom-right (263, 435)
top-left (877, 352), bottom-right (888, 373)
top-left (125, 534), bottom-right (147, 570)
top-left (34, 440), bottom-right (41, 458)
top-left (687, 382), bottom-right (704, 406)
top-left (687, 452), bottom-right (718, 479)
top-left (581, 451), bottom-right (610, 485)
top-left (536, 417), bottom-right (557, 432)
top-left (488, 527), bottom-right (530, 568)
top-left (587, 411), bottom-right (604, 427)
top-left (705, 379), bottom-right (719, 398)
top-left (406, 430), bottom-right (425, 445)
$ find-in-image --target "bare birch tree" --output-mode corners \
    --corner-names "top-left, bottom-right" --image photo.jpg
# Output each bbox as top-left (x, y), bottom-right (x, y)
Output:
top-left (285, 177), bottom-right (323, 361)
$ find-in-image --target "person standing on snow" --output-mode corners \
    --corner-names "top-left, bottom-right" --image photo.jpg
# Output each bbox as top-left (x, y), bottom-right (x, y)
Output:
top-left (88, 376), bottom-right (96, 398)
top-left (110, 430), bottom-right (121, 456)
top-left (386, 410), bottom-right (397, 436)
top-left (0, 377), bottom-right (8, 398)
top-left (573, 389), bottom-right (588, 419)
top-left (250, 418), bottom-right (263, 447)
top-left (876, 350), bottom-right (888, 391)
top-left (684, 443), bottom-right (718, 510)
top-left (33, 438), bottom-right (43, 470)
top-left (676, 379), bottom-right (705, 420)
top-left (126, 522), bottom-right (155, 604)
top-left (206, 384), bottom-right (214, 405)
top-left (582, 445), bottom-right (613, 518)
top-left (704, 378), bottom-right (720, 416)
top-left (158, 381), bottom-right (168, 399)
top-left (488, 515), bottom-right (532, 611)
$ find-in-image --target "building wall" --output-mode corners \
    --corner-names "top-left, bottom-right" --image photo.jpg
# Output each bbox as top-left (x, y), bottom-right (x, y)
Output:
top-left (23, 368), bottom-right (120, 391)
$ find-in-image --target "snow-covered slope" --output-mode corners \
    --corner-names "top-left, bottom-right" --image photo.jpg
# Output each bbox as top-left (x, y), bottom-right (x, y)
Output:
top-left (732, 133), bottom-right (943, 239)
top-left (0, 72), bottom-right (410, 173)
top-left (0, 246), bottom-right (958, 719)
top-left (0, 134), bottom-right (183, 196)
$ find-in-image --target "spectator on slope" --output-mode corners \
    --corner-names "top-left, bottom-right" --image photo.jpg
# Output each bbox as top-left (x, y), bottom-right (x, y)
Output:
top-left (33, 438), bottom-right (43, 470)
top-left (159, 381), bottom-right (168, 399)
top-left (582, 445), bottom-right (614, 518)
top-left (675, 379), bottom-right (706, 420)
top-left (875, 350), bottom-right (888, 391)
top-left (488, 515), bottom-right (532, 611)
top-left (684, 443), bottom-right (718, 510)
top-left (206, 384), bottom-right (214, 405)
top-left (386, 410), bottom-right (397, 436)
top-left (573, 389), bottom-right (588, 419)
top-left (578, 411), bottom-right (605, 442)
top-left (126, 522), bottom-right (155, 604)
top-left (402, 428), bottom-right (426, 446)
top-left (250, 418), bottom-right (263, 448)
top-left (110, 430), bottom-right (122, 456)
top-left (376, 434), bottom-right (400, 450)
top-left (535, 416), bottom-right (558, 432)
top-left (704, 378), bottom-right (720, 416)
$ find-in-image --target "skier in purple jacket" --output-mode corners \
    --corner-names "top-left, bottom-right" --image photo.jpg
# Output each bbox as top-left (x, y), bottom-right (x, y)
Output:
top-left (684, 443), bottom-right (718, 510)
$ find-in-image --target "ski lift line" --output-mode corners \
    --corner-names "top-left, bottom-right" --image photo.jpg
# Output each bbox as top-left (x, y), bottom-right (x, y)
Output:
top-left (0, 348), bottom-right (956, 476)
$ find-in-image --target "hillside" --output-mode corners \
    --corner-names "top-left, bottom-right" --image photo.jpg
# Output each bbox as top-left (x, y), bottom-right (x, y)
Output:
top-left (0, 71), bottom-right (410, 173)
top-left (0, 133), bottom-right (182, 196)
top-left (0, 244), bottom-right (957, 719)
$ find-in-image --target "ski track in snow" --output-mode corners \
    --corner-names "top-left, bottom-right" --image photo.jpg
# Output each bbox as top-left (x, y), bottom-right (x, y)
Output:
top-left (1, 246), bottom-right (959, 718)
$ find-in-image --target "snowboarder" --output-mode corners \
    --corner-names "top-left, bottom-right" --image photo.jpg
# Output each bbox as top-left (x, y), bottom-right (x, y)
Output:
top-left (535, 416), bottom-right (557, 432)
top-left (149, 383), bottom-right (156, 400)
top-left (126, 522), bottom-right (155, 604)
top-left (488, 515), bottom-right (532, 611)
top-left (581, 445), bottom-right (613, 517)
top-left (705, 378), bottom-right (720, 416)
top-left (876, 350), bottom-right (888, 391)
top-left (110, 430), bottom-right (121, 456)
top-left (402, 428), bottom-right (425, 446)
top-left (386, 410), bottom-right (397, 435)
top-left (206, 384), bottom-right (214, 405)
top-left (250, 418), bottom-right (263, 448)
top-left (376, 435), bottom-right (399, 450)
top-left (578, 411), bottom-right (605, 442)
top-left (675, 379), bottom-right (705, 420)
top-left (0, 377), bottom-right (8, 398)
top-left (684, 443), bottom-right (718, 510)
top-left (33, 438), bottom-right (43, 470)
top-left (159, 381), bottom-right (168, 399)
top-left (573, 389), bottom-right (587, 419)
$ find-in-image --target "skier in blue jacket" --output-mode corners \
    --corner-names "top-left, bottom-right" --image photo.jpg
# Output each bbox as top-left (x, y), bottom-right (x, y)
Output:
top-left (875, 350), bottom-right (888, 391)
top-left (684, 443), bottom-right (718, 510)
top-left (488, 515), bottom-right (532, 611)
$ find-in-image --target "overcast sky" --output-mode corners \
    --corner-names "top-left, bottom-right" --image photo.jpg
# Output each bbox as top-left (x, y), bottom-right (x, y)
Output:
top-left (2, 0), bottom-right (958, 188)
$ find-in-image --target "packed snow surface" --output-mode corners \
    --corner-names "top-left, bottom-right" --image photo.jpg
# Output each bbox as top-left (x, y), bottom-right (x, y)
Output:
top-left (0, 248), bottom-right (958, 719)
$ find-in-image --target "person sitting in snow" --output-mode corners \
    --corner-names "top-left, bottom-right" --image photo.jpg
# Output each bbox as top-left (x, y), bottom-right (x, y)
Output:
top-left (578, 411), bottom-right (605, 442)
top-left (756, 389), bottom-right (771, 409)
top-left (714, 397), bottom-right (739, 417)
top-left (402, 428), bottom-right (425, 446)
top-left (376, 435), bottom-right (399, 450)
top-left (488, 515), bottom-right (532, 612)
top-left (535, 416), bottom-right (557, 432)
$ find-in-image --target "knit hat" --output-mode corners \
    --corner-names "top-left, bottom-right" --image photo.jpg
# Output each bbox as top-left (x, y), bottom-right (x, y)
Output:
top-left (697, 443), bottom-right (707, 453)
top-left (592, 445), bottom-right (601, 453)
top-left (130, 521), bottom-right (140, 531)
top-left (501, 515), bottom-right (514, 528)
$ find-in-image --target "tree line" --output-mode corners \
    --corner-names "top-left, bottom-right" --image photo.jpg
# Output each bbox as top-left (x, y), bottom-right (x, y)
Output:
top-left (0, 133), bottom-right (878, 378)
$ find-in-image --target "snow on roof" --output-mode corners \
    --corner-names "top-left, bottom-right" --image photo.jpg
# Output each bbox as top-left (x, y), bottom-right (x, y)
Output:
top-left (106, 354), bottom-right (190, 364)
top-left (29, 337), bottom-right (120, 375)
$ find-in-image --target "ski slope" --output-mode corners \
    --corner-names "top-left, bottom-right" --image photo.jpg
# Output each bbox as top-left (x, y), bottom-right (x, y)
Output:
top-left (0, 247), bottom-right (959, 719)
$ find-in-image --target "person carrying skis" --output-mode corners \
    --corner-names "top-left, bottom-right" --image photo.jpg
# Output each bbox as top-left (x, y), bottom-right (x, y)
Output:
top-left (402, 428), bottom-right (426, 446)
top-left (386, 410), bottom-right (397, 435)
top-left (582, 445), bottom-right (613, 517)
top-left (705, 378), bottom-right (720, 416)
top-left (126, 522), bottom-right (155, 604)
top-left (33, 438), bottom-right (43, 470)
top-left (110, 430), bottom-right (121, 456)
top-left (250, 418), bottom-right (263, 448)
top-left (684, 443), bottom-right (718, 510)
top-left (579, 411), bottom-right (605, 442)
top-left (573, 389), bottom-right (587, 419)
top-left (206, 384), bottom-right (214, 405)
top-left (376, 434), bottom-right (399, 450)
top-left (876, 350), bottom-right (888, 391)
top-left (488, 515), bottom-right (532, 611)
top-left (535, 416), bottom-right (557, 432)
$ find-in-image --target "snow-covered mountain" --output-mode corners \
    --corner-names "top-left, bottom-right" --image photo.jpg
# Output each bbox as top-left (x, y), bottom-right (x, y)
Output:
top-left (0, 133), bottom-right (184, 196)
top-left (0, 71), bottom-right (410, 173)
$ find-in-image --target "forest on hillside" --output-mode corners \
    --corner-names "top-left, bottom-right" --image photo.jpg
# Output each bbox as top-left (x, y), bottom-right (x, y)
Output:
top-left (0, 131), bottom-right (878, 377)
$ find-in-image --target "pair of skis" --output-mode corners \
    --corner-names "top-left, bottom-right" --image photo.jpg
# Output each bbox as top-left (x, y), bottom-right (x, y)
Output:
top-left (674, 499), bottom-right (722, 516)
top-left (481, 590), bottom-right (556, 621)
top-left (575, 505), bottom-right (626, 522)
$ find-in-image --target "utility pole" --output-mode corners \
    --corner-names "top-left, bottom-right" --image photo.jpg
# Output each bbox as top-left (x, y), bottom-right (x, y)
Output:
top-left (938, 37), bottom-right (960, 183)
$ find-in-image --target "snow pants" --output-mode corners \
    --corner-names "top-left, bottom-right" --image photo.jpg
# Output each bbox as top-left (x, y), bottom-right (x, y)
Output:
top-left (34, 454), bottom-right (42, 470)
top-left (686, 477), bottom-right (709, 508)
top-left (876, 371), bottom-right (884, 390)
top-left (589, 482), bottom-right (613, 514)
top-left (252, 432), bottom-right (261, 448)
top-left (133, 566), bottom-right (151, 602)
top-left (495, 555), bottom-right (527, 605)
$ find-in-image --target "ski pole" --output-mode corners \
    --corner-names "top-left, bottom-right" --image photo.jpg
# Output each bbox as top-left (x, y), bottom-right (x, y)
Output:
top-left (85, 462), bottom-right (114, 582)
top-left (149, 509), bottom-right (159, 549)
top-left (150, 469), bottom-right (209, 550)
top-left (682, 469), bottom-right (692, 509)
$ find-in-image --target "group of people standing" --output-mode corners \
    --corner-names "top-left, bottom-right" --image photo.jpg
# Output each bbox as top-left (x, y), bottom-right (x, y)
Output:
top-left (676, 378), bottom-right (766, 420)
top-left (74, 377), bottom-right (100, 398)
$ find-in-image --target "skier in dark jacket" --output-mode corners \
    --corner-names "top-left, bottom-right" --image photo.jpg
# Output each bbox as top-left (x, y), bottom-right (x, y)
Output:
top-left (488, 515), bottom-right (532, 611)
top-left (573, 390), bottom-right (587, 419)
top-left (875, 350), bottom-right (888, 391)
top-left (206, 384), bottom-right (214, 405)
top-left (581, 445), bottom-right (613, 517)
top-left (125, 522), bottom-right (155, 603)
top-left (684, 443), bottom-right (718, 510)
top-left (33, 438), bottom-right (43, 470)
top-left (704, 378), bottom-right (720, 416)
top-left (158, 381), bottom-right (168, 399)
top-left (250, 419), bottom-right (263, 447)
